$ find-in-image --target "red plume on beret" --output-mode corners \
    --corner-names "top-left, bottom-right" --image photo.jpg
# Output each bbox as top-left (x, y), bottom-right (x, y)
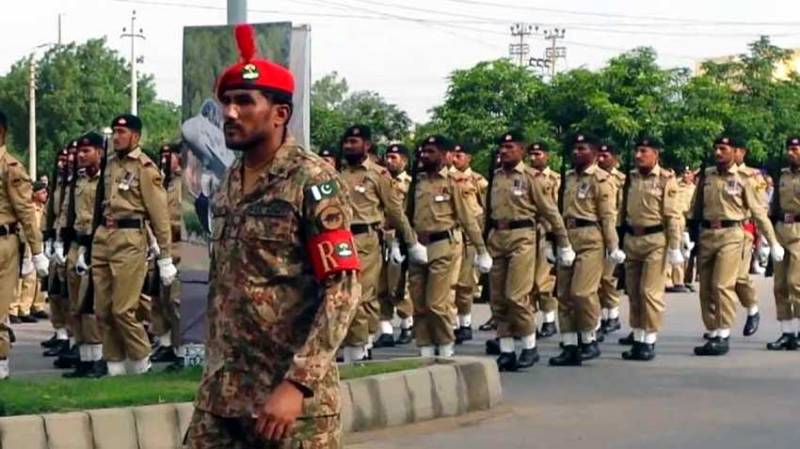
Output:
top-left (215, 23), bottom-right (295, 100)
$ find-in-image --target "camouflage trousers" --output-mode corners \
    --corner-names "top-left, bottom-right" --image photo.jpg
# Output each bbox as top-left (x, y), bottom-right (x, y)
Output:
top-left (184, 410), bottom-right (341, 449)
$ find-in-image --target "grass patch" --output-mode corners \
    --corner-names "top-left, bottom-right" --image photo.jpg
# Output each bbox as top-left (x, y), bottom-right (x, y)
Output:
top-left (0, 358), bottom-right (428, 417)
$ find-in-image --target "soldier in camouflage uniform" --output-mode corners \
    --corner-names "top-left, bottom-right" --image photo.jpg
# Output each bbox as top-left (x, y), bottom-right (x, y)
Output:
top-left (185, 24), bottom-right (360, 449)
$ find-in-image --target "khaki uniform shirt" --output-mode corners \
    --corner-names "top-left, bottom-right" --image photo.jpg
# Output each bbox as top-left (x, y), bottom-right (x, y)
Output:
top-left (58, 169), bottom-right (100, 237)
top-left (490, 161), bottom-right (568, 246)
top-left (340, 158), bottom-right (416, 244)
top-left (167, 171), bottom-right (183, 248)
top-left (45, 172), bottom-right (68, 239)
top-left (196, 138), bottom-right (360, 418)
top-left (624, 165), bottom-right (681, 249)
top-left (383, 171), bottom-right (411, 242)
top-left (460, 167), bottom-right (488, 218)
top-left (563, 163), bottom-right (619, 250)
top-left (695, 164), bottom-right (777, 244)
top-left (607, 166), bottom-right (626, 227)
top-left (677, 179), bottom-right (696, 221)
top-left (99, 147), bottom-right (171, 257)
top-left (532, 166), bottom-right (561, 232)
top-left (0, 145), bottom-right (42, 253)
top-left (413, 167), bottom-right (486, 254)
top-left (774, 167), bottom-right (800, 218)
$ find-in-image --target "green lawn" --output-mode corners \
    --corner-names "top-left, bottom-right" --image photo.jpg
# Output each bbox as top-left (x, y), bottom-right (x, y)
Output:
top-left (0, 359), bottom-right (428, 417)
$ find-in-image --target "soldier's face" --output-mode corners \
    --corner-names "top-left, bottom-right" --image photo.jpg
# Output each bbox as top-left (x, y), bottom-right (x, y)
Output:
top-left (597, 152), bottom-right (615, 170)
top-left (499, 142), bottom-right (523, 166)
top-left (342, 136), bottom-right (369, 157)
top-left (682, 171), bottom-right (695, 183)
top-left (528, 150), bottom-right (548, 170)
top-left (419, 145), bottom-right (444, 170)
top-left (77, 146), bottom-right (100, 168)
top-left (170, 152), bottom-right (181, 173)
top-left (385, 153), bottom-right (407, 174)
top-left (112, 127), bottom-right (139, 152)
top-left (788, 145), bottom-right (800, 167)
top-left (714, 144), bottom-right (735, 165)
top-left (321, 156), bottom-right (337, 168)
top-left (734, 147), bottom-right (746, 164)
top-left (221, 89), bottom-right (288, 151)
top-left (452, 152), bottom-right (471, 171)
top-left (572, 144), bottom-right (595, 167)
top-left (33, 189), bottom-right (48, 204)
top-left (634, 146), bottom-right (657, 171)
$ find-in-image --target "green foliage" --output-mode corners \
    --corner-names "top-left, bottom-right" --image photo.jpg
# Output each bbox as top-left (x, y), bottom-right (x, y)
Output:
top-left (0, 39), bottom-right (180, 176)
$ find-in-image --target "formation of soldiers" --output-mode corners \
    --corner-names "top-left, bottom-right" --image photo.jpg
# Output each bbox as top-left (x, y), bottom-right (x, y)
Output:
top-left (0, 111), bottom-right (184, 380)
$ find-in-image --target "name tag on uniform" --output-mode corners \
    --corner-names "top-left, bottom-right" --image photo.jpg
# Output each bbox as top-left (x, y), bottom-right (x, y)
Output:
top-left (435, 194), bottom-right (449, 202)
top-left (355, 185), bottom-right (366, 193)
top-left (577, 182), bottom-right (590, 199)
top-left (513, 189), bottom-right (524, 196)
top-left (513, 179), bottom-right (524, 196)
top-left (725, 179), bottom-right (742, 195)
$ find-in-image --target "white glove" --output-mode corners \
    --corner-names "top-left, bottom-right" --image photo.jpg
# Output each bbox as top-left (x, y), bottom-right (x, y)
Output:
top-left (408, 242), bottom-right (428, 265)
top-left (53, 240), bottom-right (66, 266)
top-left (474, 251), bottom-right (493, 274)
top-left (32, 253), bottom-right (49, 278)
top-left (75, 246), bottom-right (89, 275)
top-left (21, 257), bottom-right (35, 276)
top-left (758, 244), bottom-right (770, 263)
top-left (157, 257), bottom-right (178, 286)
top-left (667, 248), bottom-right (685, 266)
top-left (681, 232), bottom-right (694, 259)
top-left (771, 243), bottom-right (785, 263)
top-left (147, 240), bottom-right (161, 262)
top-left (544, 242), bottom-right (556, 264)
top-left (44, 239), bottom-right (54, 260)
top-left (389, 240), bottom-right (405, 265)
top-left (608, 248), bottom-right (626, 265)
top-left (557, 245), bottom-right (576, 267)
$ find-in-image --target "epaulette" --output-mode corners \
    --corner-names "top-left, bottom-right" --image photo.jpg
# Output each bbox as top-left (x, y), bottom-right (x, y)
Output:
top-left (660, 169), bottom-right (674, 179)
top-left (781, 167), bottom-right (791, 174)
top-left (704, 166), bottom-right (715, 176)
top-left (594, 169), bottom-right (610, 181)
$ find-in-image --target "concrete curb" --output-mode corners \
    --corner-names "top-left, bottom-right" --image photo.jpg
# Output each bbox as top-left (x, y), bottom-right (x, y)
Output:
top-left (0, 357), bottom-right (501, 449)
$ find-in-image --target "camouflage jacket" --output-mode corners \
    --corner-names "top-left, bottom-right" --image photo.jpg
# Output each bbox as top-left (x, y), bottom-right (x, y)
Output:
top-left (195, 137), bottom-right (361, 419)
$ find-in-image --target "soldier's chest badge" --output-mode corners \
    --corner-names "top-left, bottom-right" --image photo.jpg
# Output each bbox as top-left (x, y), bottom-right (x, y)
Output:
top-left (724, 179), bottom-right (742, 195)
top-left (434, 187), bottom-right (450, 202)
top-left (577, 182), bottom-right (590, 199)
top-left (512, 179), bottom-right (525, 196)
top-left (118, 171), bottom-right (135, 191)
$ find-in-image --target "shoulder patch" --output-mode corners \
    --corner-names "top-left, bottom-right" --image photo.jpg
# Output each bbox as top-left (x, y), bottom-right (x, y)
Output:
top-left (307, 180), bottom-right (339, 202)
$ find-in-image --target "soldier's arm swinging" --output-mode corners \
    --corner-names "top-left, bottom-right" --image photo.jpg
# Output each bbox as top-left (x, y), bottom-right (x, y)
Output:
top-left (662, 176), bottom-right (682, 251)
top-left (530, 171), bottom-right (569, 247)
top-left (596, 178), bottom-right (620, 251)
top-left (7, 161), bottom-right (43, 254)
top-left (378, 173), bottom-right (418, 245)
top-left (452, 178), bottom-right (487, 254)
top-left (743, 173), bottom-right (778, 246)
top-left (139, 163), bottom-right (172, 259)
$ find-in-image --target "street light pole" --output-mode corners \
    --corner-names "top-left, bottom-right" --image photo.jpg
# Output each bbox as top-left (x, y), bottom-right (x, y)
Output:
top-left (28, 57), bottom-right (37, 178)
top-left (227, 0), bottom-right (247, 24)
top-left (121, 10), bottom-right (145, 115)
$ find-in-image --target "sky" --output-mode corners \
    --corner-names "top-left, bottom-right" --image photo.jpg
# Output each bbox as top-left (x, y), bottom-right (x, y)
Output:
top-left (2, 0), bottom-right (800, 123)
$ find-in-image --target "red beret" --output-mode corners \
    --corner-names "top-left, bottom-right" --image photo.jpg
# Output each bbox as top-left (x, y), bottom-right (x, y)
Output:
top-left (215, 24), bottom-right (294, 101)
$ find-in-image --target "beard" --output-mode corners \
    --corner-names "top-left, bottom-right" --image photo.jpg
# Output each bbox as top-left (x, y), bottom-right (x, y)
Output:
top-left (343, 151), bottom-right (365, 165)
top-left (225, 127), bottom-right (268, 152)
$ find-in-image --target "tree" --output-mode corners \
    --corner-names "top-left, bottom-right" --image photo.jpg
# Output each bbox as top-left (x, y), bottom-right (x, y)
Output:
top-left (0, 38), bottom-right (180, 175)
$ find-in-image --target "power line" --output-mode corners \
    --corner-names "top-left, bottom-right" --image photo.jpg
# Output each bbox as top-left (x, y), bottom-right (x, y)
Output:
top-left (509, 23), bottom-right (536, 66)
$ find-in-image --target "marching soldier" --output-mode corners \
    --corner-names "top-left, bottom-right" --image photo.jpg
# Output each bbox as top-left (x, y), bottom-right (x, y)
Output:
top-left (666, 168), bottom-right (696, 293)
top-left (0, 110), bottom-right (49, 380)
top-left (733, 145), bottom-right (764, 336)
top-left (376, 143), bottom-right (415, 346)
top-left (550, 133), bottom-right (623, 366)
top-left (9, 181), bottom-right (49, 322)
top-left (338, 125), bottom-right (424, 361)
top-left (91, 114), bottom-right (176, 376)
top-left (409, 135), bottom-right (491, 358)
top-left (319, 146), bottom-right (337, 169)
top-left (527, 142), bottom-right (561, 338)
top-left (617, 137), bottom-right (683, 361)
top-left (596, 143), bottom-right (626, 336)
top-left (185, 24), bottom-right (360, 448)
top-left (150, 143), bottom-right (185, 369)
top-left (451, 143), bottom-right (487, 343)
top-left (767, 136), bottom-right (800, 351)
top-left (691, 135), bottom-right (782, 356)
top-left (489, 132), bottom-right (573, 371)
top-left (61, 132), bottom-right (105, 378)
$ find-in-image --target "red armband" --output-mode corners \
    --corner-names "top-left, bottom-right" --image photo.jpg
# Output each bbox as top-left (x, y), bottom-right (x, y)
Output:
top-left (307, 229), bottom-right (361, 281)
top-left (742, 222), bottom-right (756, 237)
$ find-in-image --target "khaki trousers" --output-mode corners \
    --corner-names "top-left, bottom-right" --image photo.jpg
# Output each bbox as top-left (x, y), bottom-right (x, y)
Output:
top-left (66, 245), bottom-right (102, 344)
top-left (698, 227), bottom-right (742, 331)
top-left (377, 255), bottom-right (413, 321)
top-left (735, 231), bottom-right (758, 309)
top-left (343, 232), bottom-right (381, 346)
top-left (774, 222), bottom-right (800, 321)
top-left (91, 226), bottom-right (151, 362)
top-left (10, 271), bottom-right (46, 316)
top-left (455, 239), bottom-right (478, 316)
top-left (557, 226), bottom-right (604, 333)
top-left (0, 235), bottom-right (20, 359)
top-left (599, 256), bottom-right (622, 310)
top-left (623, 233), bottom-right (667, 332)
top-left (531, 226), bottom-right (557, 314)
top-left (409, 239), bottom-right (456, 346)
top-left (48, 263), bottom-right (69, 330)
top-left (488, 228), bottom-right (537, 338)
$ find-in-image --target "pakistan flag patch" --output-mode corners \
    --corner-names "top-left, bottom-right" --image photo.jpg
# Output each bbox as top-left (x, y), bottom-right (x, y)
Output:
top-left (309, 180), bottom-right (338, 202)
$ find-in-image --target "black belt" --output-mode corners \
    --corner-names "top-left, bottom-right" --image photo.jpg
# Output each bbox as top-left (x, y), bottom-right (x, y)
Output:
top-left (0, 222), bottom-right (18, 237)
top-left (102, 217), bottom-right (142, 229)
top-left (701, 220), bottom-right (740, 229)
top-left (777, 213), bottom-right (799, 224)
top-left (490, 218), bottom-right (535, 231)
top-left (418, 229), bottom-right (451, 245)
top-left (565, 218), bottom-right (597, 229)
top-left (351, 222), bottom-right (380, 235)
top-left (77, 234), bottom-right (93, 246)
top-left (59, 228), bottom-right (76, 241)
top-left (624, 224), bottom-right (664, 236)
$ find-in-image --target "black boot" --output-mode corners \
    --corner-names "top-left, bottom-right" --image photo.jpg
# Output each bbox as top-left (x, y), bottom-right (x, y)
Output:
top-left (151, 346), bottom-right (180, 363)
top-left (537, 322), bottom-right (557, 339)
top-left (86, 361), bottom-right (108, 378)
top-left (43, 339), bottom-right (70, 357)
top-left (622, 342), bottom-right (643, 360)
top-left (604, 318), bottom-right (621, 334)
top-left (580, 341), bottom-right (601, 361)
top-left (623, 342), bottom-right (656, 361)
top-left (32, 310), bottom-right (50, 320)
top-left (517, 348), bottom-right (540, 368)
top-left (496, 352), bottom-right (518, 372)
top-left (694, 337), bottom-right (730, 356)
top-left (743, 312), bottom-right (760, 337)
top-left (19, 314), bottom-right (38, 323)
top-left (374, 333), bottom-right (396, 348)
top-left (702, 332), bottom-right (712, 340)
top-left (618, 332), bottom-right (635, 345)
top-left (9, 315), bottom-right (20, 324)
top-left (54, 345), bottom-right (80, 369)
top-left (455, 327), bottom-right (473, 344)
top-left (485, 338), bottom-right (501, 355)
top-left (7, 326), bottom-right (15, 344)
top-left (766, 333), bottom-right (799, 351)
top-left (478, 317), bottom-right (496, 331)
top-left (396, 328), bottom-right (413, 345)
top-left (41, 333), bottom-right (60, 348)
top-left (164, 358), bottom-right (185, 373)
top-left (549, 345), bottom-right (582, 366)
top-left (62, 361), bottom-right (91, 378)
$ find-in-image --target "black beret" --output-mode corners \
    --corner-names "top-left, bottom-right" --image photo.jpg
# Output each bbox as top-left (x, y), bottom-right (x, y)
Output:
top-left (160, 143), bottom-right (181, 154)
top-left (78, 132), bottom-right (104, 148)
top-left (111, 114), bottom-right (143, 132)
top-left (68, 140), bottom-right (79, 151)
top-left (496, 130), bottom-right (526, 145)
top-left (32, 181), bottom-right (47, 192)
top-left (386, 143), bottom-right (409, 157)
top-left (319, 146), bottom-right (338, 158)
top-left (570, 132), bottom-right (600, 147)
top-left (422, 135), bottom-right (453, 151)
top-left (343, 125), bottom-right (371, 140)
top-left (714, 134), bottom-right (743, 148)
top-left (635, 136), bottom-right (663, 150)
top-left (786, 136), bottom-right (800, 147)
top-left (528, 142), bottom-right (548, 153)
top-left (0, 111), bottom-right (6, 129)
top-left (598, 143), bottom-right (616, 154)
top-left (452, 142), bottom-right (476, 155)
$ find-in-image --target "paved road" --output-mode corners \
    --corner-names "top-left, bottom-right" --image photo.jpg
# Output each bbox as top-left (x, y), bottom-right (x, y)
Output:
top-left (8, 276), bottom-right (800, 449)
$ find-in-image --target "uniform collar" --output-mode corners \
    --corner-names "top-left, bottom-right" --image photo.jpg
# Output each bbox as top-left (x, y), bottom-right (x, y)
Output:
top-left (0, 145), bottom-right (6, 159)
top-left (496, 161), bottom-right (526, 174)
top-left (579, 163), bottom-right (597, 176)
top-left (460, 167), bottom-right (474, 176)
top-left (268, 135), bottom-right (301, 178)
top-left (636, 164), bottom-right (661, 177)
